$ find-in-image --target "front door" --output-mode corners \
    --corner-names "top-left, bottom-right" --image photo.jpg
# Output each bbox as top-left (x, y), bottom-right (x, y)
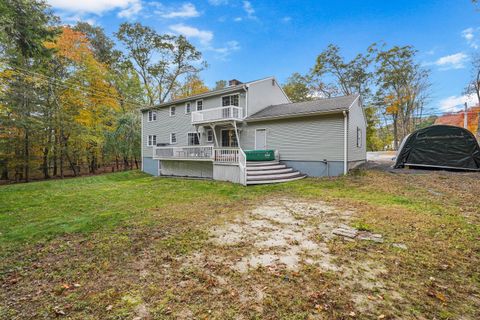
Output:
top-left (221, 129), bottom-right (238, 147)
top-left (255, 129), bottom-right (267, 150)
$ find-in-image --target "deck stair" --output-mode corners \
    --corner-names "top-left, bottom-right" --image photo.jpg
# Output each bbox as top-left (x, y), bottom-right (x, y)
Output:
top-left (246, 161), bottom-right (306, 185)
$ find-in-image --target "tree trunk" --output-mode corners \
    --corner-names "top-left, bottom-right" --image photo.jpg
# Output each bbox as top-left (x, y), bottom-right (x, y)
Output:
top-left (42, 146), bottom-right (50, 179)
top-left (0, 159), bottom-right (8, 180)
top-left (393, 115), bottom-right (399, 150)
top-left (24, 129), bottom-right (30, 182)
top-left (134, 157), bottom-right (139, 169)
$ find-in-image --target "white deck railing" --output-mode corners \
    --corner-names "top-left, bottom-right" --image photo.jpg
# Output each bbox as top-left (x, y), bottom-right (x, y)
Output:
top-left (191, 106), bottom-right (243, 124)
top-left (214, 148), bottom-right (240, 163)
top-left (153, 145), bottom-right (214, 160)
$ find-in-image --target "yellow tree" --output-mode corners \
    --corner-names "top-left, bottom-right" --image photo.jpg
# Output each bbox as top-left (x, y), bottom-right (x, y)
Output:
top-left (171, 74), bottom-right (209, 100)
top-left (45, 27), bottom-right (120, 174)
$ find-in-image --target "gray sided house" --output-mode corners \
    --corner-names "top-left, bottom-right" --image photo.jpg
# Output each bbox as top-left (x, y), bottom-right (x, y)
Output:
top-left (141, 77), bottom-right (366, 185)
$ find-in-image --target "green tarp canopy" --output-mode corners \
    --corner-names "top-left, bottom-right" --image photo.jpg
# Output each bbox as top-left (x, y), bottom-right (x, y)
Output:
top-left (394, 125), bottom-right (480, 171)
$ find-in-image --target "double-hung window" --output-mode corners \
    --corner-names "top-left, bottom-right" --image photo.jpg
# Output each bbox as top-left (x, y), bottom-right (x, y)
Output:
top-left (187, 132), bottom-right (200, 146)
top-left (147, 135), bottom-right (157, 146)
top-left (185, 102), bottom-right (192, 114)
top-left (222, 94), bottom-right (239, 107)
top-left (356, 127), bottom-right (363, 148)
top-left (170, 106), bottom-right (176, 116)
top-left (148, 110), bottom-right (157, 122)
top-left (206, 129), bottom-right (213, 143)
top-left (196, 100), bottom-right (203, 111)
top-left (170, 133), bottom-right (177, 144)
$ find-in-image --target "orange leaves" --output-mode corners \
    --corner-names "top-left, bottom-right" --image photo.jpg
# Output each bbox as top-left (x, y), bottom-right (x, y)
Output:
top-left (45, 27), bottom-right (91, 63)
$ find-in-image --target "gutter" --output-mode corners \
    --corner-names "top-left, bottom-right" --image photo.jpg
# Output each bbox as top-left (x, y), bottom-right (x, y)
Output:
top-left (140, 111), bottom-right (144, 171)
top-left (245, 109), bottom-right (348, 122)
top-left (343, 110), bottom-right (348, 175)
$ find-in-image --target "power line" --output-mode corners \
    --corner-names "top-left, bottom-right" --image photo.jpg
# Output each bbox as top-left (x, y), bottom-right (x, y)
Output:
top-left (3, 65), bottom-right (148, 109)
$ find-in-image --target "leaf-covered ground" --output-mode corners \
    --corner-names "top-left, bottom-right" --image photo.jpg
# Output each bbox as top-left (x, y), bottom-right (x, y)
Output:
top-left (0, 170), bottom-right (479, 319)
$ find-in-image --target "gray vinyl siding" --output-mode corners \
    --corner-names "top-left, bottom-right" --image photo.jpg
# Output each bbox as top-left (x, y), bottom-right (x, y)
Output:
top-left (247, 78), bottom-right (290, 116)
top-left (347, 98), bottom-right (367, 161)
top-left (142, 90), bottom-right (246, 157)
top-left (241, 114), bottom-right (345, 161)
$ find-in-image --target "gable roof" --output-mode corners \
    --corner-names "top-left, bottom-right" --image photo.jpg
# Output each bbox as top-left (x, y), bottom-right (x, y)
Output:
top-left (141, 76), bottom-right (276, 112)
top-left (246, 94), bottom-right (360, 121)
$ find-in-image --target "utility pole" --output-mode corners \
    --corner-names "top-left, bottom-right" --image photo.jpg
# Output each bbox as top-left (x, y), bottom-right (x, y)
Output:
top-left (464, 102), bottom-right (468, 129)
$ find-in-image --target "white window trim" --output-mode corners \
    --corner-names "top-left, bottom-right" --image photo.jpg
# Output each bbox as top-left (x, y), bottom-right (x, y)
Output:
top-left (206, 128), bottom-right (213, 143)
top-left (221, 93), bottom-right (240, 107)
top-left (196, 99), bottom-right (203, 111)
top-left (187, 132), bottom-right (201, 146)
top-left (170, 133), bottom-right (177, 144)
top-left (147, 135), bottom-right (157, 147)
top-left (170, 106), bottom-right (176, 117)
top-left (185, 102), bottom-right (192, 114)
top-left (254, 128), bottom-right (267, 150)
top-left (147, 110), bottom-right (157, 122)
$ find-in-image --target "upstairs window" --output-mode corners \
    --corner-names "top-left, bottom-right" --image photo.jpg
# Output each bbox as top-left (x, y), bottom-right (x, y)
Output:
top-left (222, 94), bottom-right (239, 107)
top-left (170, 133), bottom-right (177, 144)
top-left (187, 132), bottom-right (200, 145)
top-left (170, 106), bottom-right (176, 116)
top-left (356, 127), bottom-right (363, 148)
top-left (148, 110), bottom-right (157, 122)
top-left (147, 135), bottom-right (157, 146)
top-left (196, 100), bottom-right (203, 111)
top-left (185, 102), bottom-right (192, 114)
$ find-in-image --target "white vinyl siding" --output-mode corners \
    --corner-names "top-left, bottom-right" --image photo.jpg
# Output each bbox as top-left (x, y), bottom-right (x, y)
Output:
top-left (347, 98), bottom-right (367, 161)
top-left (241, 114), bottom-right (345, 161)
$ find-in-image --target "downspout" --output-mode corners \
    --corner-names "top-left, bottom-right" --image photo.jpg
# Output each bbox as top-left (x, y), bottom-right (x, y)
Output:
top-left (243, 85), bottom-right (248, 118)
top-left (343, 111), bottom-right (348, 175)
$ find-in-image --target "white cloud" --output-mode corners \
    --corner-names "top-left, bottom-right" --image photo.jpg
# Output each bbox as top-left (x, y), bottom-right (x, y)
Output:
top-left (118, 0), bottom-right (142, 18)
top-left (169, 24), bottom-right (213, 45)
top-left (281, 16), bottom-right (291, 23)
top-left (242, 1), bottom-right (256, 19)
top-left (462, 27), bottom-right (479, 49)
top-left (47, 0), bottom-right (141, 16)
top-left (434, 52), bottom-right (468, 70)
top-left (169, 24), bottom-right (239, 60)
top-left (439, 94), bottom-right (477, 112)
top-left (208, 0), bottom-right (228, 5)
top-left (156, 3), bottom-right (200, 19)
top-left (234, 17), bottom-right (242, 22)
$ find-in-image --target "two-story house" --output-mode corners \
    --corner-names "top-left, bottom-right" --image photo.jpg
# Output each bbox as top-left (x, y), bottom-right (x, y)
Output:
top-left (141, 77), bottom-right (366, 185)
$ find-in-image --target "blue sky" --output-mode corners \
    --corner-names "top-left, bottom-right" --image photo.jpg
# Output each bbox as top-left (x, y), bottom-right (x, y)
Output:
top-left (48, 0), bottom-right (480, 112)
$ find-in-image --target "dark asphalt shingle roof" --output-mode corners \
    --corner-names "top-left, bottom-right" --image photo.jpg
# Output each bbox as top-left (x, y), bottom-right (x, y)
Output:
top-left (247, 94), bottom-right (359, 121)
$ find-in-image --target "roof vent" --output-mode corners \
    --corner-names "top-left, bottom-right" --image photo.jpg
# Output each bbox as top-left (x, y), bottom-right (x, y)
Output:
top-left (228, 79), bottom-right (242, 86)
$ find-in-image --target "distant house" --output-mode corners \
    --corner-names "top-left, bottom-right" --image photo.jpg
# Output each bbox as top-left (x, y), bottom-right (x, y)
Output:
top-left (434, 106), bottom-right (480, 138)
top-left (141, 77), bottom-right (366, 185)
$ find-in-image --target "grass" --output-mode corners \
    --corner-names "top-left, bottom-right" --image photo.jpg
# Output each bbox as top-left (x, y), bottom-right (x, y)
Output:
top-left (0, 170), bottom-right (479, 319)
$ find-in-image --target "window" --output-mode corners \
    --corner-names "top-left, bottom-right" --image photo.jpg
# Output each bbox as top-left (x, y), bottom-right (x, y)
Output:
top-left (148, 110), bottom-right (157, 122)
top-left (196, 100), bottom-right (203, 111)
top-left (185, 102), bottom-right (191, 114)
top-left (170, 106), bottom-right (176, 116)
top-left (147, 135), bottom-right (157, 146)
top-left (170, 133), bottom-right (177, 144)
top-left (187, 132), bottom-right (200, 146)
top-left (356, 127), bottom-right (363, 147)
top-left (222, 94), bottom-right (239, 107)
top-left (206, 129), bottom-right (213, 143)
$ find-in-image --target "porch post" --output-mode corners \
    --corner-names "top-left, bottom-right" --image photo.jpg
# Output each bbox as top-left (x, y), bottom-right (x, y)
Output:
top-left (233, 121), bottom-right (241, 149)
top-left (211, 123), bottom-right (219, 147)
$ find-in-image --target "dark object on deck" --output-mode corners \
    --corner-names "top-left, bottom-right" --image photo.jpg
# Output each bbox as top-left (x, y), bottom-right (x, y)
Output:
top-left (394, 125), bottom-right (480, 171)
top-left (245, 150), bottom-right (275, 161)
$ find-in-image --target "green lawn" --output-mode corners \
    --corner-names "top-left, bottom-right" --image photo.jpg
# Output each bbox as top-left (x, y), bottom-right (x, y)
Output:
top-left (1, 170), bottom-right (479, 319)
